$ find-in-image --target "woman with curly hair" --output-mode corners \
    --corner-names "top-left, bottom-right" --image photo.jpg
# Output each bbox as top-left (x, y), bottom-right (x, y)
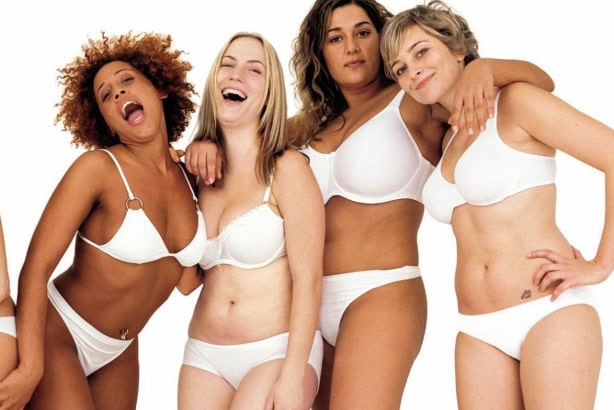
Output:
top-left (0, 31), bottom-right (206, 409)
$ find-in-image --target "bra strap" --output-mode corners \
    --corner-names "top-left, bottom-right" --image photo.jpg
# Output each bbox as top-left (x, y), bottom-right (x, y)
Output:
top-left (262, 185), bottom-right (272, 203)
top-left (177, 163), bottom-right (198, 202)
top-left (262, 174), bottom-right (274, 203)
top-left (99, 149), bottom-right (136, 200)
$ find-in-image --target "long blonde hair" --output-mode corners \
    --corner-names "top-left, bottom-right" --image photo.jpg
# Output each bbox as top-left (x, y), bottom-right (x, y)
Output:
top-left (192, 32), bottom-right (288, 184)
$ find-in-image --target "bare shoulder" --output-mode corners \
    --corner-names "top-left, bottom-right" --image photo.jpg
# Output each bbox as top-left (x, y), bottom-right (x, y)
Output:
top-left (275, 149), bottom-right (311, 178)
top-left (497, 82), bottom-right (553, 120)
top-left (499, 82), bottom-right (550, 106)
top-left (65, 149), bottom-right (114, 178)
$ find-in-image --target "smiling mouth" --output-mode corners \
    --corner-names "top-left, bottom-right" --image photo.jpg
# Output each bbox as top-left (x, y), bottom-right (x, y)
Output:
top-left (222, 88), bottom-right (247, 102)
top-left (121, 101), bottom-right (143, 121)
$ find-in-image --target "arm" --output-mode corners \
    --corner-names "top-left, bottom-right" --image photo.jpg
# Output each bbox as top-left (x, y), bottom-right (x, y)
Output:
top-left (183, 140), bottom-right (223, 185)
top-left (0, 217), bottom-right (10, 303)
top-left (0, 152), bottom-right (102, 408)
top-left (267, 149), bottom-right (324, 408)
top-left (504, 83), bottom-right (614, 299)
top-left (450, 58), bottom-right (555, 135)
top-left (176, 265), bottom-right (203, 295)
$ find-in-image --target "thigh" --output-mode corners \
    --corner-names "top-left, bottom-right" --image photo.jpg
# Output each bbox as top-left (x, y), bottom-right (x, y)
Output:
top-left (330, 278), bottom-right (427, 410)
top-left (0, 333), bottom-right (17, 381)
top-left (312, 340), bottom-right (334, 410)
top-left (231, 358), bottom-right (318, 410)
top-left (88, 338), bottom-right (139, 410)
top-left (27, 305), bottom-right (95, 410)
top-left (178, 365), bottom-right (234, 410)
top-left (455, 332), bottom-right (523, 410)
top-left (521, 304), bottom-right (602, 410)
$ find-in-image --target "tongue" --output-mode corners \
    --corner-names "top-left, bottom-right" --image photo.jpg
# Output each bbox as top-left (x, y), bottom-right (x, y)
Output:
top-left (127, 108), bottom-right (144, 122)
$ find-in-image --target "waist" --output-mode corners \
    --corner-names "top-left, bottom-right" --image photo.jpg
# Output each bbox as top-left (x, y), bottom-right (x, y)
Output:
top-left (189, 291), bottom-right (291, 344)
top-left (455, 243), bottom-right (573, 314)
top-left (323, 198), bottom-right (421, 274)
top-left (192, 262), bottom-right (292, 340)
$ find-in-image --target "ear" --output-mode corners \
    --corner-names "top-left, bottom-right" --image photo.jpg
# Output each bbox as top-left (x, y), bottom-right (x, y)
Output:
top-left (456, 53), bottom-right (466, 63)
top-left (159, 91), bottom-right (168, 99)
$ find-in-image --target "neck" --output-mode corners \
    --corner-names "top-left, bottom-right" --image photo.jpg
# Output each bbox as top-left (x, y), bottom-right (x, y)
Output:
top-left (339, 74), bottom-right (384, 109)
top-left (120, 137), bottom-right (173, 172)
top-left (223, 126), bottom-right (260, 168)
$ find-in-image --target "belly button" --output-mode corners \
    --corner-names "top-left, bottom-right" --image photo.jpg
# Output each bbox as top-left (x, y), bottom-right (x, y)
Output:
top-left (119, 328), bottom-right (129, 340)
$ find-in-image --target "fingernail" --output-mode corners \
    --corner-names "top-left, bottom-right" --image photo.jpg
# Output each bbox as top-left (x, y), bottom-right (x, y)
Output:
top-left (208, 178), bottom-right (214, 184)
top-left (468, 128), bottom-right (474, 135)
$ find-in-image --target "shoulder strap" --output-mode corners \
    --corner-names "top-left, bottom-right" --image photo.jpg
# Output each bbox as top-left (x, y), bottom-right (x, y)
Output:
top-left (99, 149), bottom-right (135, 199)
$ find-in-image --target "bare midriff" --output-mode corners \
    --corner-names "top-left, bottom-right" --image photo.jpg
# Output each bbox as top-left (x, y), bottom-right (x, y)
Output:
top-left (188, 257), bottom-right (292, 344)
top-left (322, 198), bottom-right (423, 275)
top-left (453, 185), bottom-right (572, 314)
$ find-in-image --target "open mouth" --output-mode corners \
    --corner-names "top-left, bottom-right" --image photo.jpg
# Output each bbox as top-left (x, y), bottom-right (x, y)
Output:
top-left (222, 88), bottom-right (247, 102)
top-left (122, 101), bottom-right (144, 121)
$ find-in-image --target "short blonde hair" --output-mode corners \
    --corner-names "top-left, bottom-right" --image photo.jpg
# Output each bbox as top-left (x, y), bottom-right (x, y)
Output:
top-left (380, 0), bottom-right (479, 80)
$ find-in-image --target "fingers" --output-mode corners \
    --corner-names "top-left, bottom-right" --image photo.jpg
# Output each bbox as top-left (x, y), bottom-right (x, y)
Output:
top-left (168, 147), bottom-right (184, 163)
top-left (215, 151), bottom-right (223, 180)
top-left (185, 149), bottom-right (211, 184)
top-left (449, 88), bottom-right (492, 136)
top-left (526, 249), bottom-right (563, 263)
top-left (483, 86), bottom-right (496, 120)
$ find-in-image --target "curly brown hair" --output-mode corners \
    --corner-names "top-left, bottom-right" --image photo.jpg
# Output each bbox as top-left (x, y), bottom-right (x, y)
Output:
top-left (55, 31), bottom-right (195, 149)
top-left (290, 0), bottom-right (394, 143)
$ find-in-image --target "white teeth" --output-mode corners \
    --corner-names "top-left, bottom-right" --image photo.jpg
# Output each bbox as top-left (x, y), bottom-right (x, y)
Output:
top-left (222, 88), bottom-right (246, 99)
top-left (121, 100), bottom-right (138, 117)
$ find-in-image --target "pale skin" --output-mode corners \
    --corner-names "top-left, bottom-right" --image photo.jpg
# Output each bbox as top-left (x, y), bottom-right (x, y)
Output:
top-left (392, 23), bottom-right (613, 408)
top-left (176, 36), bottom-right (324, 410)
top-left (0, 217), bottom-right (18, 383)
top-left (0, 61), bottom-right (201, 410)
top-left (183, 5), bottom-right (554, 410)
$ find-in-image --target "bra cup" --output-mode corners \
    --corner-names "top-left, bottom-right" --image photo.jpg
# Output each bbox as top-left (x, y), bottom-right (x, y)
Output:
top-left (455, 135), bottom-right (519, 206)
top-left (200, 205), bottom-right (286, 270)
top-left (302, 93), bottom-right (433, 205)
top-left (224, 209), bottom-right (285, 267)
top-left (333, 113), bottom-right (420, 199)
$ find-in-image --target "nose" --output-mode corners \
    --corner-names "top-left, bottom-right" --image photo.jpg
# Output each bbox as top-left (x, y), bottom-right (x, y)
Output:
top-left (344, 37), bottom-right (359, 54)
top-left (114, 90), bottom-right (126, 100)
top-left (411, 66), bottom-right (423, 80)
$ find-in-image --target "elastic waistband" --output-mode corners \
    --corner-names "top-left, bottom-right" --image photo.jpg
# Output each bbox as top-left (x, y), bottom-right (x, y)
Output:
top-left (323, 265), bottom-right (420, 284)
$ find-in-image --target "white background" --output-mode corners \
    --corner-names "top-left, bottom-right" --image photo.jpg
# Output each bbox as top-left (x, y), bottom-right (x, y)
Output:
top-left (0, 1), bottom-right (612, 408)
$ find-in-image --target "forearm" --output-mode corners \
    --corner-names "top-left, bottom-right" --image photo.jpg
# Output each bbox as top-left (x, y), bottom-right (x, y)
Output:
top-left (15, 270), bottom-right (49, 379)
top-left (280, 274), bottom-right (321, 380)
top-left (593, 172), bottom-right (614, 277)
top-left (176, 265), bottom-right (203, 295)
top-left (483, 57), bottom-right (554, 91)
